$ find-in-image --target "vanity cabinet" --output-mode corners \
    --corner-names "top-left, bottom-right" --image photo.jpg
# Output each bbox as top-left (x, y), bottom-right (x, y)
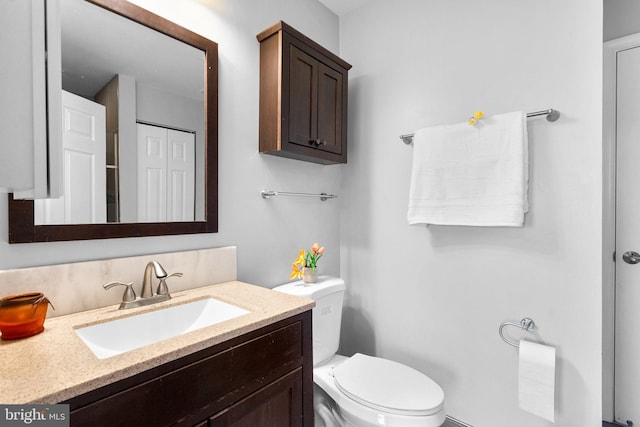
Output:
top-left (257, 21), bottom-right (351, 165)
top-left (64, 311), bottom-right (313, 427)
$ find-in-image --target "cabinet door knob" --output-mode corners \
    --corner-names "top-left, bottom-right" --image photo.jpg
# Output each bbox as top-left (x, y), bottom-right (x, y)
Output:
top-left (309, 139), bottom-right (327, 147)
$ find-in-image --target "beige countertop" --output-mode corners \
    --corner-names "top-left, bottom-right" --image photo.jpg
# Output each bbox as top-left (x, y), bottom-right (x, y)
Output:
top-left (0, 281), bottom-right (313, 404)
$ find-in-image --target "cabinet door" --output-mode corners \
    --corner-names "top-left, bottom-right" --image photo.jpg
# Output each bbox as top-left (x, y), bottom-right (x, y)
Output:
top-left (287, 43), bottom-right (345, 159)
top-left (0, 0), bottom-right (62, 198)
top-left (288, 45), bottom-right (317, 148)
top-left (209, 369), bottom-right (303, 427)
top-left (316, 62), bottom-right (343, 155)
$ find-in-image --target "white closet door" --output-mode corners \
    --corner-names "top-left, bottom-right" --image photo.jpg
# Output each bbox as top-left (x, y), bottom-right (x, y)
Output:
top-left (615, 44), bottom-right (640, 426)
top-left (166, 129), bottom-right (195, 221)
top-left (137, 123), bottom-right (167, 222)
top-left (137, 123), bottom-right (195, 222)
top-left (35, 90), bottom-right (106, 224)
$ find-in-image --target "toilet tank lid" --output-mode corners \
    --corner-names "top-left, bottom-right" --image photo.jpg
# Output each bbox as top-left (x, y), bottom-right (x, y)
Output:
top-left (273, 276), bottom-right (345, 300)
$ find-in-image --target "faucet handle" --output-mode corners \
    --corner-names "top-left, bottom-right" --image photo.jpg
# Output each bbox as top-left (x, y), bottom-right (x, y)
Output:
top-left (156, 272), bottom-right (182, 296)
top-left (103, 281), bottom-right (136, 303)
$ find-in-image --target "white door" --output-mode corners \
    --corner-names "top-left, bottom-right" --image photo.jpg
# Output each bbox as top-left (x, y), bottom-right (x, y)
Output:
top-left (137, 123), bottom-right (195, 222)
top-left (137, 123), bottom-right (167, 222)
top-left (615, 44), bottom-right (640, 425)
top-left (166, 129), bottom-right (195, 221)
top-left (35, 90), bottom-right (106, 224)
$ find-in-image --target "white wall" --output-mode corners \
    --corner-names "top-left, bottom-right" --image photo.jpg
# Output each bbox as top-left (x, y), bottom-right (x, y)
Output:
top-left (339, 1), bottom-right (602, 426)
top-left (0, 0), bottom-right (342, 288)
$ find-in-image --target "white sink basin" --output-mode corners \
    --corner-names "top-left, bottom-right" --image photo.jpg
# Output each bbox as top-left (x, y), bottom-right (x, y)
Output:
top-left (75, 298), bottom-right (250, 359)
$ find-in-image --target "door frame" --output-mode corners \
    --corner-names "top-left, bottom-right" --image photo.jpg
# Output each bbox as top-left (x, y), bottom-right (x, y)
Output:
top-left (603, 32), bottom-right (640, 423)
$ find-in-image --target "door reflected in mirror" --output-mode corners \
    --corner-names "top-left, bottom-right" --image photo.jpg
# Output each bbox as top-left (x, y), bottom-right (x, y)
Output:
top-left (35, 0), bottom-right (206, 225)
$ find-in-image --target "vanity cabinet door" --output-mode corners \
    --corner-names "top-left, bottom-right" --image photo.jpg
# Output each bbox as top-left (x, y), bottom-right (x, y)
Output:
top-left (208, 368), bottom-right (303, 427)
top-left (257, 21), bottom-right (351, 165)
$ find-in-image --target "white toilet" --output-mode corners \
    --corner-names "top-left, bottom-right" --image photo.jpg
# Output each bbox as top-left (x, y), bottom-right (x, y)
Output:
top-left (274, 276), bottom-right (446, 427)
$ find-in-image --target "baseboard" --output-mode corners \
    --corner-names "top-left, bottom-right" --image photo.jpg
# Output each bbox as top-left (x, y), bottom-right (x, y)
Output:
top-left (603, 421), bottom-right (627, 427)
top-left (447, 417), bottom-right (626, 427)
top-left (445, 416), bottom-right (473, 427)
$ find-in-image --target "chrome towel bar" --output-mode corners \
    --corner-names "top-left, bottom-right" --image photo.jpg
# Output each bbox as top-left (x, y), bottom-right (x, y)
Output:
top-left (499, 318), bottom-right (536, 348)
top-left (399, 109), bottom-right (560, 144)
top-left (261, 189), bottom-right (337, 201)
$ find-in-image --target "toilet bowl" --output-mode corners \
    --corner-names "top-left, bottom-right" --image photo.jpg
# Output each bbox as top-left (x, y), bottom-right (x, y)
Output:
top-left (314, 354), bottom-right (445, 427)
top-left (274, 276), bottom-right (445, 427)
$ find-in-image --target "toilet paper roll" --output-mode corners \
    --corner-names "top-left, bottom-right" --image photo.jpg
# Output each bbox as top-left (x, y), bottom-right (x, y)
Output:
top-left (518, 340), bottom-right (556, 422)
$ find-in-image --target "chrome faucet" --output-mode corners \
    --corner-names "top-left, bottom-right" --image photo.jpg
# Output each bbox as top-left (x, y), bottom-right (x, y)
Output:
top-left (103, 261), bottom-right (182, 310)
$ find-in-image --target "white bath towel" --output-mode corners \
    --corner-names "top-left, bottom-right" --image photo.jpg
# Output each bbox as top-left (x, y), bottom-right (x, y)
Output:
top-left (407, 111), bottom-right (529, 226)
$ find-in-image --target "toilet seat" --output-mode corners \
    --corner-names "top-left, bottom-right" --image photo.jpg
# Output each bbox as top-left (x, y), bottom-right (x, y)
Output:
top-left (333, 353), bottom-right (445, 416)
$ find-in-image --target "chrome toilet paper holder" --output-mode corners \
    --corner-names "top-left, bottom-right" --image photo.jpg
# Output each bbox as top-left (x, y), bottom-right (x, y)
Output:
top-left (499, 318), bottom-right (536, 348)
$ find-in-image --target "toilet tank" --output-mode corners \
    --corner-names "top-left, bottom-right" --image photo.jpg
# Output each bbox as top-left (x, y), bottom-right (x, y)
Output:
top-left (273, 276), bottom-right (345, 366)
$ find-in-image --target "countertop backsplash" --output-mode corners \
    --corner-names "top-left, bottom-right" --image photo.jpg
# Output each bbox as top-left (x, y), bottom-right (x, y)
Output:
top-left (0, 246), bottom-right (237, 317)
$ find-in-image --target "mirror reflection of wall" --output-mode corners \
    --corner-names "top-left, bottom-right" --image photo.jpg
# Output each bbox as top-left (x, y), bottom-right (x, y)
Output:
top-left (93, 74), bottom-right (128, 222)
top-left (603, 0), bottom-right (640, 42)
top-left (35, 0), bottom-right (206, 225)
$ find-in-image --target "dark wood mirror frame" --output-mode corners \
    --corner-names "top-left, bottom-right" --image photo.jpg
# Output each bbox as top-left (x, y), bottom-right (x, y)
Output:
top-left (8, 0), bottom-right (218, 243)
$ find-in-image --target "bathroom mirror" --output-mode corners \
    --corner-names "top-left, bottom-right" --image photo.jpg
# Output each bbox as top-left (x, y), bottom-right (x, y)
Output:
top-left (8, 0), bottom-right (218, 242)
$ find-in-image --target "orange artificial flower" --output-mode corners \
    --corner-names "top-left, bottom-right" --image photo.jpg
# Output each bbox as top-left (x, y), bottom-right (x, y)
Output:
top-left (290, 243), bottom-right (325, 280)
top-left (290, 262), bottom-right (303, 280)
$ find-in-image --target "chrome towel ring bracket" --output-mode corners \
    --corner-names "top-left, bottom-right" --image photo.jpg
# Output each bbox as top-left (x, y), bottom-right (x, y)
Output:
top-left (499, 318), bottom-right (536, 348)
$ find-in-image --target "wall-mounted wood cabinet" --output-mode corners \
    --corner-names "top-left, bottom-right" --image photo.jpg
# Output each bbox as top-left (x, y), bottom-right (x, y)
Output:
top-left (257, 21), bottom-right (351, 165)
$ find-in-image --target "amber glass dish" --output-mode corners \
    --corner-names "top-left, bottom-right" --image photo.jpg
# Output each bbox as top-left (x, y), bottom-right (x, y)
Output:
top-left (0, 293), bottom-right (52, 340)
